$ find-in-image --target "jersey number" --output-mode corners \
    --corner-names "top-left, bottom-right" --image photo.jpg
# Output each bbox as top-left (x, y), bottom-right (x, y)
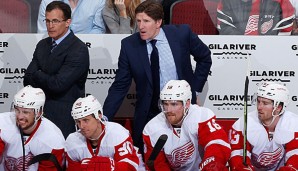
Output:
top-left (229, 130), bottom-right (240, 144)
top-left (207, 119), bottom-right (221, 132)
top-left (118, 141), bottom-right (133, 156)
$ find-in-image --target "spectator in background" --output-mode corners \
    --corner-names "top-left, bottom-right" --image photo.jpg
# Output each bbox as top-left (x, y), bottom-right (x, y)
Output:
top-left (229, 82), bottom-right (298, 171)
top-left (37, 0), bottom-right (54, 33)
top-left (103, 0), bottom-right (141, 34)
top-left (0, 85), bottom-right (65, 170)
top-left (103, 0), bottom-right (211, 154)
top-left (290, 0), bottom-right (298, 35)
top-left (143, 80), bottom-right (231, 171)
top-left (65, 95), bottom-right (145, 171)
top-left (292, 19), bottom-right (298, 35)
top-left (217, 0), bottom-right (295, 35)
top-left (24, 1), bottom-right (89, 138)
top-left (37, 0), bottom-right (106, 33)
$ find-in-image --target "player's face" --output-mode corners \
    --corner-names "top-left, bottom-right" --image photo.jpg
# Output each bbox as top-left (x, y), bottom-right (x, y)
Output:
top-left (162, 100), bottom-right (185, 125)
top-left (136, 12), bottom-right (162, 40)
top-left (15, 106), bottom-right (36, 131)
top-left (45, 9), bottom-right (71, 40)
top-left (75, 115), bottom-right (102, 139)
top-left (257, 97), bottom-right (274, 124)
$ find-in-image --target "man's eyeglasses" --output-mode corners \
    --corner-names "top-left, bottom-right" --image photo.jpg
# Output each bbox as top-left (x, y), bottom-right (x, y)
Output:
top-left (44, 19), bottom-right (67, 25)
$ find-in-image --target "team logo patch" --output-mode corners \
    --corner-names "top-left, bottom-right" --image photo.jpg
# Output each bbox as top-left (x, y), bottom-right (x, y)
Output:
top-left (251, 147), bottom-right (284, 169)
top-left (167, 85), bottom-right (173, 89)
top-left (75, 102), bottom-right (82, 107)
top-left (165, 141), bottom-right (195, 169)
top-left (5, 152), bottom-right (34, 171)
top-left (261, 19), bottom-right (273, 34)
top-left (245, 15), bottom-right (259, 35)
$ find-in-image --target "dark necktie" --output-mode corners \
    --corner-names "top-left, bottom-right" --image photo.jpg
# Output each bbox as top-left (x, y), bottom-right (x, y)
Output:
top-left (51, 41), bottom-right (57, 53)
top-left (150, 39), bottom-right (160, 114)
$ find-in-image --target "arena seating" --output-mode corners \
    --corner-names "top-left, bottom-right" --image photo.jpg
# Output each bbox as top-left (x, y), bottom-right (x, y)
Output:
top-left (0, 0), bottom-right (31, 33)
top-left (170, 0), bottom-right (219, 35)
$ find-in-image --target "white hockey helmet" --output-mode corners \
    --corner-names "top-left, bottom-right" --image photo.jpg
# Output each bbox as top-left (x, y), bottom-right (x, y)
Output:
top-left (257, 82), bottom-right (289, 114)
top-left (71, 95), bottom-right (102, 120)
top-left (160, 80), bottom-right (192, 105)
top-left (13, 85), bottom-right (45, 114)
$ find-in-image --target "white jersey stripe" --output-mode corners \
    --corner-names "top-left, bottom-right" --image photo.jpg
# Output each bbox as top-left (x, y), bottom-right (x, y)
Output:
top-left (119, 158), bottom-right (139, 170)
top-left (285, 149), bottom-right (298, 162)
top-left (205, 139), bottom-right (231, 150)
top-left (231, 149), bottom-right (251, 158)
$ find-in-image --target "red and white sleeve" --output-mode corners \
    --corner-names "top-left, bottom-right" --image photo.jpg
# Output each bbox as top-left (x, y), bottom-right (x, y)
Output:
top-left (0, 136), bottom-right (5, 156)
top-left (198, 116), bottom-right (231, 166)
top-left (284, 132), bottom-right (298, 169)
top-left (228, 127), bottom-right (253, 169)
top-left (113, 136), bottom-right (139, 171)
top-left (66, 153), bottom-right (81, 171)
top-left (38, 148), bottom-right (65, 171)
top-left (280, 0), bottom-right (295, 34)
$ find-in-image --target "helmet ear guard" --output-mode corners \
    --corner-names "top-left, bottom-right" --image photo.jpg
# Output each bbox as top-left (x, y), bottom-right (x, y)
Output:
top-left (256, 82), bottom-right (290, 114)
top-left (71, 95), bottom-right (103, 120)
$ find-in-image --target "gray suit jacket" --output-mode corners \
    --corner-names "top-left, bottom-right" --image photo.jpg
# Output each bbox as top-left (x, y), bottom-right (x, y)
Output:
top-left (102, 4), bottom-right (138, 34)
top-left (24, 31), bottom-right (90, 137)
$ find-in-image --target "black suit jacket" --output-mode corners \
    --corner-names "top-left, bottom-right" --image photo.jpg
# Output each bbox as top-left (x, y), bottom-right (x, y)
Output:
top-left (24, 31), bottom-right (90, 137)
top-left (103, 24), bottom-right (212, 145)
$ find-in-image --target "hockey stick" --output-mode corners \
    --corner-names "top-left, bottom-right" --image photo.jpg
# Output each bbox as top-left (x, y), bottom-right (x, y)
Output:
top-left (19, 126), bottom-right (25, 171)
top-left (146, 134), bottom-right (168, 171)
top-left (28, 153), bottom-right (63, 171)
top-left (243, 54), bottom-right (250, 165)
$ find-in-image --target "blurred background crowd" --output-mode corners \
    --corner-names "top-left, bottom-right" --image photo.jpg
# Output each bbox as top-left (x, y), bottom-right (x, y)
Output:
top-left (1, 0), bottom-right (297, 35)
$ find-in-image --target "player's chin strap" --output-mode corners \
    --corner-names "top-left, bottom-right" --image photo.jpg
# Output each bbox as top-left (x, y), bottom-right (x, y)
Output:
top-left (88, 129), bottom-right (105, 141)
top-left (261, 115), bottom-right (278, 127)
top-left (34, 111), bottom-right (43, 122)
top-left (77, 127), bottom-right (104, 141)
top-left (21, 111), bottom-right (43, 134)
top-left (262, 103), bottom-right (284, 127)
top-left (88, 119), bottom-right (105, 141)
top-left (28, 153), bottom-right (62, 171)
top-left (172, 105), bottom-right (190, 127)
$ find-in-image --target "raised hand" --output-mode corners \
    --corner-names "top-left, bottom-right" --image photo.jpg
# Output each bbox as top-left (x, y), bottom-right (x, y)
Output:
top-left (114, 0), bottom-right (127, 18)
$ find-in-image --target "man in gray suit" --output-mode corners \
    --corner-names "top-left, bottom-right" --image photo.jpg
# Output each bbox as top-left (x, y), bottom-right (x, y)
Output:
top-left (24, 1), bottom-right (89, 138)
